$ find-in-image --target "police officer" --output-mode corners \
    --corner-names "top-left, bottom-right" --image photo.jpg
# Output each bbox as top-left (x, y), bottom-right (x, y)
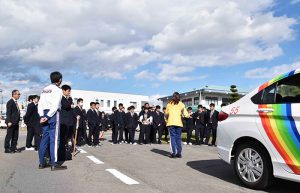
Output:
top-left (38, 71), bottom-right (67, 171)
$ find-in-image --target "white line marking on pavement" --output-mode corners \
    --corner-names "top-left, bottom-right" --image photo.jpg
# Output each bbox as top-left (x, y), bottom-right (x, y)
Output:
top-left (87, 156), bottom-right (104, 164)
top-left (77, 149), bottom-right (87, 153)
top-left (106, 169), bottom-right (139, 185)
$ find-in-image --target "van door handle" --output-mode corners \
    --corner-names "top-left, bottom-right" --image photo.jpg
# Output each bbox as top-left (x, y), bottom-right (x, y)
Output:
top-left (257, 108), bottom-right (274, 113)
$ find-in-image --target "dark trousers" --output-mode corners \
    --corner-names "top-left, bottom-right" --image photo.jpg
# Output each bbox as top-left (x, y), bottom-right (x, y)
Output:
top-left (112, 126), bottom-right (118, 144)
top-left (124, 127), bottom-right (129, 142)
top-left (205, 123), bottom-right (217, 145)
top-left (163, 125), bottom-right (168, 140)
top-left (128, 127), bottom-right (135, 143)
top-left (94, 126), bottom-right (100, 145)
top-left (139, 124), bottom-right (151, 144)
top-left (77, 127), bottom-right (86, 146)
top-left (117, 126), bottom-right (124, 142)
top-left (88, 124), bottom-right (97, 145)
top-left (35, 125), bottom-right (41, 150)
top-left (157, 125), bottom-right (164, 143)
top-left (150, 125), bottom-right (155, 143)
top-left (4, 125), bottom-right (19, 150)
top-left (26, 125), bottom-right (39, 148)
top-left (186, 125), bottom-right (194, 144)
top-left (195, 124), bottom-right (206, 144)
top-left (58, 124), bottom-right (68, 161)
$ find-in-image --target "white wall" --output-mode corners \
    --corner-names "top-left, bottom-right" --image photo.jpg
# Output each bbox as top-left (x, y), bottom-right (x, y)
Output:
top-left (71, 90), bottom-right (149, 113)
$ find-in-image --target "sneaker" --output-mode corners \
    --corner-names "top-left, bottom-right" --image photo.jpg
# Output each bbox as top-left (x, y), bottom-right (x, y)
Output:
top-left (133, 142), bottom-right (137, 145)
top-left (26, 147), bottom-right (35, 151)
top-left (183, 142), bottom-right (187, 145)
top-left (188, 143), bottom-right (193, 146)
top-left (51, 165), bottom-right (67, 171)
top-left (124, 141), bottom-right (128, 144)
top-left (169, 154), bottom-right (176, 159)
top-left (176, 154), bottom-right (182, 158)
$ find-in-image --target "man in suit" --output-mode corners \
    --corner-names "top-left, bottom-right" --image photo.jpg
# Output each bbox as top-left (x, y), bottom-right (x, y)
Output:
top-left (125, 106), bottom-right (138, 145)
top-left (183, 107), bottom-right (195, 145)
top-left (58, 85), bottom-right (73, 161)
top-left (193, 105), bottom-right (206, 145)
top-left (4, 90), bottom-right (21, 153)
top-left (110, 106), bottom-right (118, 144)
top-left (87, 102), bottom-right (97, 146)
top-left (24, 95), bottom-right (40, 151)
top-left (73, 98), bottom-right (87, 146)
top-left (152, 105), bottom-right (165, 144)
top-left (114, 103), bottom-right (125, 144)
top-left (94, 102), bottom-right (101, 146)
top-left (162, 107), bottom-right (168, 142)
top-left (204, 103), bottom-right (219, 146)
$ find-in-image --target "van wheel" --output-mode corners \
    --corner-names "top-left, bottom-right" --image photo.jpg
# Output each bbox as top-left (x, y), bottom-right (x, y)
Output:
top-left (234, 142), bottom-right (273, 190)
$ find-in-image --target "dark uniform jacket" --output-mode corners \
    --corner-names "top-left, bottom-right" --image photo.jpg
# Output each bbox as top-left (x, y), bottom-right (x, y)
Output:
top-left (24, 102), bottom-right (40, 127)
top-left (125, 112), bottom-right (138, 129)
top-left (73, 106), bottom-right (86, 128)
top-left (60, 96), bottom-right (74, 126)
top-left (5, 98), bottom-right (20, 125)
top-left (152, 111), bottom-right (164, 128)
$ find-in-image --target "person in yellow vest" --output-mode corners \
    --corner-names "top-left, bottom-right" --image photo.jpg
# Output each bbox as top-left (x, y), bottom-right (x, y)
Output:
top-left (165, 92), bottom-right (189, 158)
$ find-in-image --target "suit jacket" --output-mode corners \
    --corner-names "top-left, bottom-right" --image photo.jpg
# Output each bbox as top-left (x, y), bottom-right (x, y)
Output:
top-left (125, 112), bottom-right (138, 129)
top-left (87, 109), bottom-right (97, 127)
top-left (206, 110), bottom-right (219, 127)
top-left (152, 111), bottom-right (164, 128)
top-left (193, 111), bottom-right (206, 126)
top-left (24, 102), bottom-right (40, 127)
top-left (113, 110), bottom-right (125, 127)
top-left (60, 96), bottom-right (74, 126)
top-left (73, 106), bottom-right (86, 128)
top-left (184, 113), bottom-right (195, 127)
top-left (95, 110), bottom-right (102, 126)
top-left (5, 98), bottom-right (20, 125)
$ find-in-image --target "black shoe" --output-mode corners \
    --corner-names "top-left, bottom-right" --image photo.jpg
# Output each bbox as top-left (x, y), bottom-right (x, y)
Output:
top-left (169, 154), bottom-right (176, 158)
top-left (208, 144), bottom-right (213, 146)
top-left (39, 164), bottom-right (46, 169)
top-left (176, 154), bottom-right (182, 158)
top-left (51, 165), bottom-right (67, 171)
top-left (4, 149), bottom-right (12, 153)
top-left (12, 149), bottom-right (21, 153)
top-left (158, 141), bottom-right (162, 144)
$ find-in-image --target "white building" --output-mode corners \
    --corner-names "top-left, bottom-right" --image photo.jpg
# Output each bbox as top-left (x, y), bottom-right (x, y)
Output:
top-left (71, 90), bottom-right (149, 113)
top-left (158, 85), bottom-right (248, 111)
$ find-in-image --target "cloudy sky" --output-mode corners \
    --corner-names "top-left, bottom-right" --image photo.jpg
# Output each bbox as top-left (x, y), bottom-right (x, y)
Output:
top-left (0, 0), bottom-right (300, 101)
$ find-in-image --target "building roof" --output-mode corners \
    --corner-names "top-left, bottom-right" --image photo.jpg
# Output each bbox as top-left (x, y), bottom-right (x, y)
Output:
top-left (158, 85), bottom-right (249, 101)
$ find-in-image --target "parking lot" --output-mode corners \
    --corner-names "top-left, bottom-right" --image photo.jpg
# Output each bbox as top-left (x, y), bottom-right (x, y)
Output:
top-left (0, 129), bottom-right (299, 193)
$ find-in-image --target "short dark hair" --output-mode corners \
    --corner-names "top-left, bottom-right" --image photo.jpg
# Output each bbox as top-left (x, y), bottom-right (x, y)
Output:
top-left (198, 105), bottom-right (203, 109)
top-left (61, 84), bottom-right (71, 91)
top-left (127, 107), bottom-right (131, 111)
top-left (12, 90), bottom-right (19, 97)
top-left (144, 103), bottom-right (149, 107)
top-left (90, 102), bottom-right (95, 106)
top-left (32, 95), bottom-right (39, 100)
top-left (130, 105), bottom-right (135, 109)
top-left (163, 107), bottom-right (166, 110)
top-left (112, 107), bottom-right (117, 111)
top-left (77, 98), bottom-right (83, 104)
top-left (187, 107), bottom-right (192, 111)
top-left (28, 95), bottom-right (33, 102)
top-left (118, 103), bottom-right (123, 107)
top-left (50, 71), bottom-right (62, 84)
top-left (210, 103), bottom-right (215, 107)
top-left (95, 102), bottom-right (100, 105)
top-left (156, 105), bottom-right (161, 109)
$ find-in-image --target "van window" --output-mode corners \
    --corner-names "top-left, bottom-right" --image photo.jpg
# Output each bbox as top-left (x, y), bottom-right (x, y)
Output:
top-left (276, 74), bottom-right (300, 103)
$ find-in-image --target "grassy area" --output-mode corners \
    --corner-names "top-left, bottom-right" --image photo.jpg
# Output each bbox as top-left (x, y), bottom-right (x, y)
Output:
top-left (161, 131), bottom-right (212, 144)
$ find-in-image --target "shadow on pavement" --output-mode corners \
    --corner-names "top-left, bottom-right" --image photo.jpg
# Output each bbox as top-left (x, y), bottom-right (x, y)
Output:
top-left (187, 159), bottom-right (300, 193)
top-left (150, 148), bottom-right (170, 157)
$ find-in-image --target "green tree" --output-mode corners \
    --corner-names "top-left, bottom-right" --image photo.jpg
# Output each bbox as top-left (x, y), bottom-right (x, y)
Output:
top-left (230, 85), bottom-right (240, 103)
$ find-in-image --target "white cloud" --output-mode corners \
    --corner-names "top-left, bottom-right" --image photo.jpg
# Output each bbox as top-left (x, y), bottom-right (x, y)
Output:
top-left (0, 0), bottom-right (297, 91)
top-left (245, 61), bottom-right (300, 79)
top-left (290, 0), bottom-right (300, 5)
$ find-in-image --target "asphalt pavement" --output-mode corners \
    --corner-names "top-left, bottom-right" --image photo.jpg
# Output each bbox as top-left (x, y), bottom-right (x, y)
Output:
top-left (0, 129), bottom-right (299, 193)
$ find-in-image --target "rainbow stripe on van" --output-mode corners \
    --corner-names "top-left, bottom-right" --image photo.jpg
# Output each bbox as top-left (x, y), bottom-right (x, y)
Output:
top-left (258, 69), bottom-right (300, 174)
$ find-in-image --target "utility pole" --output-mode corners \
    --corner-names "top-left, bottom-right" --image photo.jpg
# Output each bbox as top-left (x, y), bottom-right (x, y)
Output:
top-left (0, 89), bottom-right (3, 117)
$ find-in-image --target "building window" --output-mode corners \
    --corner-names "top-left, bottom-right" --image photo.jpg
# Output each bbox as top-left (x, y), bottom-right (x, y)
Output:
top-left (100, 100), bottom-right (104, 107)
top-left (205, 97), bottom-right (218, 105)
top-left (114, 100), bottom-right (117, 107)
top-left (107, 100), bottom-right (111, 108)
top-left (95, 99), bottom-right (99, 103)
top-left (194, 97), bottom-right (199, 105)
top-left (182, 98), bottom-right (192, 107)
top-left (130, 102), bottom-right (137, 108)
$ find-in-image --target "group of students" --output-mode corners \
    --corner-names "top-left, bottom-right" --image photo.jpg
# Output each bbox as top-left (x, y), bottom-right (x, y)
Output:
top-left (183, 104), bottom-right (219, 146)
top-left (109, 103), bottom-right (168, 145)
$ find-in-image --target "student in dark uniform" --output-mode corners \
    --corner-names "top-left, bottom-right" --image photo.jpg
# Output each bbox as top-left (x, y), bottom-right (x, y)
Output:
top-left (73, 98), bottom-right (87, 146)
top-left (125, 106), bottom-right (139, 145)
top-left (94, 102), bottom-right (101, 146)
top-left (204, 103), bottom-right (219, 146)
top-left (87, 102), bottom-right (97, 146)
top-left (4, 90), bottom-right (21, 153)
top-left (149, 105), bottom-right (156, 143)
top-left (152, 105), bottom-right (165, 144)
top-left (138, 107), bottom-right (153, 145)
top-left (110, 107), bottom-right (118, 144)
top-left (124, 107), bottom-right (131, 143)
top-left (183, 107), bottom-right (195, 145)
top-left (58, 85), bottom-right (73, 161)
top-left (24, 95), bottom-right (41, 151)
top-left (193, 105), bottom-right (206, 144)
top-left (113, 103), bottom-right (125, 144)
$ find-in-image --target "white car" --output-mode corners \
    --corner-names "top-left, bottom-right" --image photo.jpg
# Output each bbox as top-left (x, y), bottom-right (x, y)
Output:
top-left (218, 69), bottom-right (300, 189)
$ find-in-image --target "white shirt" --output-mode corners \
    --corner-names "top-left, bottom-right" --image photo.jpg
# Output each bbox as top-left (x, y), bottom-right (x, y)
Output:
top-left (38, 84), bottom-right (62, 118)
